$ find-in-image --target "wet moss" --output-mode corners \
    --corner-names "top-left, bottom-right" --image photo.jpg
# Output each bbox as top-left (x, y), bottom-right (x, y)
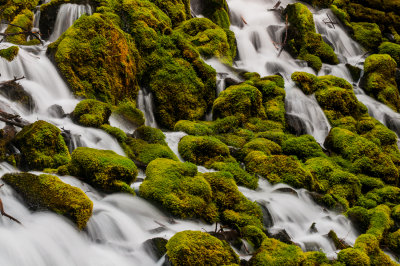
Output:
top-left (0, 46), bottom-right (19, 62)
top-left (134, 125), bottom-right (167, 145)
top-left (379, 42), bottom-right (400, 65)
top-left (337, 248), bottom-right (370, 266)
top-left (149, 0), bottom-right (190, 27)
top-left (72, 99), bottom-right (111, 128)
top-left (3, 172), bottom-right (92, 229)
top-left (351, 22), bottom-right (382, 51)
top-left (5, 9), bottom-right (39, 45)
top-left (282, 135), bottom-right (325, 161)
top-left (354, 233), bottom-right (396, 265)
top-left (100, 124), bottom-right (127, 143)
top-left (361, 54), bottom-right (399, 112)
top-left (14, 120), bottom-right (70, 170)
top-left (66, 147), bottom-right (137, 194)
top-left (174, 120), bottom-right (213, 136)
top-left (48, 13), bottom-right (141, 104)
top-left (0, 0), bottom-right (40, 22)
top-left (166, 230), bottom-right (239, 266)
top-left (210, 161), bottom-right (258, 189)
top-left (200, 0), bottom-right (230, 29)
top-left (387, 229), bottom-right (400, 254)
top-left (113, 100), bottom-right (145, 127)
top-left (139, 158), bottom-right (217, 222)
top-left (178, 135), bottom-right (230, 166)
top-left (367, 205), bottom-right (393, 239)
top-left (291, 72), bottom-right (321, 95)
top-left (241, 138), bottom-right (282, 158)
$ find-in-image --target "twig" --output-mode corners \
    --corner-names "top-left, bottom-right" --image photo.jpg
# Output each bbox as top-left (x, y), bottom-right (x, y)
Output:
top-left (241, 16), bottom-right (247, 25)
top-left (322, 13), bottom-right (338, 29)
top-left (0, 184), bottom-right (21, 224)
top-left (0, 21), bottom-right (42, 44)
top-left (277, 14), bottom-right (288, 57)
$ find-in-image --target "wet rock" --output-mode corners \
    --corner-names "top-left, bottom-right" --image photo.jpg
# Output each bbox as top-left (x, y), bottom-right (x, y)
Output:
top-left (273, 187), bottom-right (298, 196)
top-left (269, 229), bottom-right (293, 244)
top-left (328, 230), bottom-right (350, 249)
top-left (143, 237), bottom-right (168, 261)
top-left (345, 63), bottom-right (361, 81)
top-left (0, 81), bottom-right (35, 111)
top-left (0, 124), bottom-right (16, 160)
top-left (209, 229), bottom-right (243, 250)
top-left (309, 222), bottom-right (318, 233)
top-left (47, 104), bottom-right (66, 118)
top-left (285, 113), bottom-right (309, 136)
top-left (257, 200), bottom-right (274, 228)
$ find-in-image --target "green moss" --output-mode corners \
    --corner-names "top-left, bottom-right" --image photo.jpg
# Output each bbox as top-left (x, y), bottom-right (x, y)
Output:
top-left (379, 42), bottom-right (400, 65)
top-left (282, 135), bottom-right (325, 161)
top-left (245, 151), bottom-right (316, 190)
top-left (213, 84), bottom-right (266, 121)
top-left (66, 147), bottom-right (137, 194)
top-left (178, 135), bottom-right (230, 166)
top-left (387, 229), bottom-right (400, 254)
top-left (149, 0), bottom-right (190, 27)
top-left (347, 206), bottom-right (370, 233)
top-left (210, 161), bottom-right (258, 189)
top-left (174, 120), bottom-right (213, 136)
top-left (255, 131), bottom-right (288, 146)
top-left (241, 138), bottom-right (282, 158)
top-left (113, 100), bottom-right (145, 127)
top-left (139, 158), bottom-right (217, 222)
top-left (48, 13), bottom-right (141, 104)
top-left (166, 230), bottom-right (239, 266)
top-left (3, 173), bottom-right (92, 229)
top-left (175, 18), bottom-right (236, 65)
top-left (100, 124), bottom-right (127, 143)
top-left (242, 225), bottom-right (267, 249)
top-left (304, 251), bottom-right (329, 265)
top-left (392, 204), bottom-right (400, 223)
top-left (351, 22), bottom-right (382, 51)
top-left (291, 72), bottom-right (320, 95)
top-left (337, 248), bottom-right (370, 266)
top-left (14, 120), bottom-right (70, 170)
top-left (134, 126), bottom-right (166, 145)
top-left (5, 9), bottom-right (38, 45)
top-left (367, 205), bottom-right (393, 239)
top-left (354, 234), bottom-right (396, 265)
top-left (345, 63), bottom-right (362, 81)
top-left (249, 238), bottom-right (306, 265)
top-left (200, 0), bottom-right (230, 29)
top-left (0, 46), bottom-right (19, 62)
top-left (0, 0), bottom-right (40, 22)
top-left (362, 54), bottom-right (400, 112)
top-left (72, 99), bottom-right (111, 128)
top-left (300, 53), bottom-right (323, 72)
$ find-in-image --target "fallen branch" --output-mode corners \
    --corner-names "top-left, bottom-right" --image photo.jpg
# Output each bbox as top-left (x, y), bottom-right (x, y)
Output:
top-left (241, 16), bottom-right (247, 25)
top-left (0, 20), bottom-right (42, 44)
top-left (322, 13), bottom-right (338, 29)
top-left (0, 76), bottom-right (25, 85)
top-left (0, 109), bottom-right (29, 128)
top-left (277, 14), bottom-right (288, 57)
top-left (0, 184), bottom-right (21, 224)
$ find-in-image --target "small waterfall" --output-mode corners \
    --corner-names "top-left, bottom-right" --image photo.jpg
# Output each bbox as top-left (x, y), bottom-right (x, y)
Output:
top-left (48, 4), bottom-right (92, 42)
top-left (164, 131), bottom-right (187, 161)
top-left (240, 179), bottom-right (358, 258)
top-left (137, 89), bottom-right (158, 128)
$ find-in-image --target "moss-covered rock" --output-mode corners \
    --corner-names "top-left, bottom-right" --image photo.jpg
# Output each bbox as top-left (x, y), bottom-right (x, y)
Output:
top-left (291, 72), bottom-right (320, 95)
top-left (351, 22), bottom-right (382, 51)
top-left (5, 9), bottom-right (39, 45)
top-left (0, 0), bottom-right (40, 22)
top-left (178, 135), bottom-right (230, 166)
top-left (133, 126), bottom-right (167, 145)
top-left (241, 138), bottom-right (282, 158)
top-left (48, 13), bottom-right (141, 104)
top-left (379, 42), bottom-right (400, 65)
top-left (284, 3), bottom-right (338, 72)
top-left (0, 46), bottom-right (19, 62)
top-left (113, 100), bottom-right (145, 127)
top-left (166, 230), bottom-right (239, 266)
top-left (387, 229), bottom-right (400, 254)
top-left (213, 84), bottom-right (266, 121)
top-left (354, 233), bottom-right (396, 265)
top-left (140, 158), bottom-right (217, 221)
top-left (210, 161), bottom-right (258, 189)
top-left (337, 248), bottom-right (370, 266)
top-left (249, 237), bottom-right (306, 265)
top-left (282, 135), bottom-right (325, 161)
top-left (175, 18), bottom-right (236, 65)
top-left (14, 120), bottom-right (70, 170)
top-left (3, 172), bottom-right (92, 229)
top-left (361, 54), bottom-right (400, 112)
top-left (197, 0), bottom-right (230, 29)
top-left (66, 147), bottom-right (137, 194)
top-left (72, 99), bottom-right (111, 128)
top-left (174, 120), bottom-right (213, 136)
top-left (149, 0), bottom-right (190, 27)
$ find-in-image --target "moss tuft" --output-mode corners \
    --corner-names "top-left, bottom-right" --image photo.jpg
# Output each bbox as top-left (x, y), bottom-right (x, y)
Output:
top-left (0, 46), bottom-right (19, 62)
top-left (72, 99), bottom-right (111, 128)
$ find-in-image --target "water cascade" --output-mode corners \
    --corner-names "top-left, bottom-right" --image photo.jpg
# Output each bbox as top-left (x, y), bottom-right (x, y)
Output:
top-left (137, 89), bottom-right (158, 128)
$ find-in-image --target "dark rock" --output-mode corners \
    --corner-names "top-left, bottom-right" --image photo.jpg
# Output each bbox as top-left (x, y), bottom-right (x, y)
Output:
top-left (257, 200), bottom-right (274, 228)
top-left (328, 230), bottom-right (350, 249)
top-left (47, 104), bottom-right (66, 118)
top-left (240, 259), bottom-right (249, 266)
top-left (0, 81), bottom-right (35, 111)
top-left (209, 229), bottom-right (244, 251)
top-left (285, 113), bottom-right (309, 136)
top-left (142, 237), bottom-right (168, 261)
top-left (273, 187), bottom-right (298, 196)
top-left (269, 229), bottom-right (293, 244)
top-left (162, 254), bottom-right (173, 266)
top-left (309, 222), bottom-right (318, 233)
top-left (228, 146), bottom-right (241, 157)
top-left (384, 113), bottom-right (400, 136)
top-left (396, 69), bottom-right (400, 90)
top-left (0, 124), bottom-right (16, 159)
top-left (346, 63), bottom-right (362, 82)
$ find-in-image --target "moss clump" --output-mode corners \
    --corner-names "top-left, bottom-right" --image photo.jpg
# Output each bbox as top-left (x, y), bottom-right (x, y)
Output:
top-left (242, 225), bottom-right (267, 249)
top-left (249, 238), bottom-right (306, 265)
top-left (100, 124), bottom-right (127, 143)
top-left (0, 46), bottom-right (19, 62)
top-left (367, 205), bottom-right (393, 239)
top-left (149, 0), bottom-right (190, 26)
top-left (48, 13), bottom-right (141, 104)
top-left (351, 22), bottom-right (382, 51)
top-left (387, 229), bottom-right (400, 254)
top-left (178, 135), bottom-right (230, 166)
top-left (291, 72), bottom-right (321, 95)
top-left (282, 135), bottom-right (325, 161)
top-left (14, 120), bottom-right (70, 170)
top-left (0, 0), bottom-right (40, 22)
top-left (198, 0), bottom-right (230, 29)
top-left (284, 3), bottom-right (338, 72)
top-left (139, 158), bottom-right (217, 222)
top-left (354, 234), bottom-right (396, 265)
top-left (5, 9), bottom-right (39, 45)
top-left (113, 100), bottom-right (145, 127)
top-left (361, 54), bottom-right (400, 112)
top-left (245, 151), bottom-right (316, 190)
top-left (72, 99), bottom-right (111, 128)
top-left (66, 147), bottom-right (137, 194)
top-left (134, 126), bottom-right (166, 145)
top-left (3, 173), bottom-right (92, 229)
top-left (174, 120), bottom-right (213, 136)
top-left (166, 230), bottom-right (239, 266)
top-left (210, 161), bottom-right (258, 189)
top-left (175, 18), bottom-right (236, 64)
top-left (337, 248), bottom-right (370, 266)
top-left (379, 42), bottom-right (400, 65)
top-left (241, 138), bottom-right (282, 158)
top-left (213, 84), bottom-right (266, 121)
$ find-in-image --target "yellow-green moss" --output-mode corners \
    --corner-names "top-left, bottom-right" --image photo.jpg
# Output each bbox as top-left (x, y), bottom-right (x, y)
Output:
top-left (113, 100), bottom-right (145, 127)
top-left (5, 9), bottom-right (39, 45)
top-left (66, 147), bottom-right (137, 194)
top-left (72, 99), bottom-right (111, 128)
top-left (14, 120), bottom-right (70, 170)
top-left (351, 22), bottom-right (382, 51)
top-left (174, 120), bottom-right (213, 136)
top-left (0, 0), bottom-right (40, 22)
top-left (166, 230), bottom-right (239, 266)
top-left (379, 42), bottom-right (400, 65)
top-left (0, 46), bottom-right (19, 62)
top-left (282, 135), bottom-right (325, 161)
top-left (3, 173), bottom-right (92, 229)
top-left (210, 161), bottom-right (258, 189)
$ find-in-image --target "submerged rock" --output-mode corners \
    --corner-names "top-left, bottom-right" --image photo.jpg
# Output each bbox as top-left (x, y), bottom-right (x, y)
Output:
top-left (3, 172), bottom-right (93, 229)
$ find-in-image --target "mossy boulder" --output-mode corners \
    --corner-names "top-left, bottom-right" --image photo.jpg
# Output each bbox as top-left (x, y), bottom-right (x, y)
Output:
top-left (5, 9), bottom-right (39, 45)
top-left (139, 158), bottom-right (217, 222)
top-left (72, 99), bottom-right (111, 128)
top-left (166, 230), bottom-right (239, 266)
top-left (178, 135), bottom-right (230, 166)
top-left (0, 46), bottom-right (19, 62)
top-left (133, 126), bottom-right (167, 145)
top-left (14, 120), bottom-right (70, 170)
top-left (379, 42), bottom-right (400, 65)
top-left (351, 22), bottom-right (382, 51)
top-left (210, 162), bottom-right (258, 189)
top-left (149, 0), bottom-right (190, 26)
top-left (213, 84), bottom-right (266, 121)
top-left (241, 138), bottom-right (282, 158)
top-left (244, 151), bottom-right (316, 190)
top-left (361, 54), bottom-right (400, 112)
top-left (3, 173), bottom-right (92, 229)
top-left (48, 13), bottom-right (141, 104)
top-left (291, 71), bottom-right (320, 95)
top-left (174, 120), bottom-right (213, 136)
top-left (282, 135), bottom-right (325, 161)
top-left (354, 233), bottom-right (396, 265)
top-left (175, 18), bottom-right (236, 64)
top-left (249, 238), bottom-right (306, 265)
top-left (113, 100), bottom-right (145, 127)
top-left (66, 147), bottom-right (137, 194)
top-left (0, 0), bottom-right (40, 22)
top-left (337, 248), bottom-right (370, 266)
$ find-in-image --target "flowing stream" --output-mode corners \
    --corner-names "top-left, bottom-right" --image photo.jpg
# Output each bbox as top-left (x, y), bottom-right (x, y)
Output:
top-left (0, 0), bottom-right (399, 264)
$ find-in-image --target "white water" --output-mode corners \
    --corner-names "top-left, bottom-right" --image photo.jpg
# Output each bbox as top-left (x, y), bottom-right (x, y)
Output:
top-left (48, 4), bottom-right (92, 42)
top-left (137, 89), bottom-right (158, 128)
top-left (240, 179), bottom-right (358, 258)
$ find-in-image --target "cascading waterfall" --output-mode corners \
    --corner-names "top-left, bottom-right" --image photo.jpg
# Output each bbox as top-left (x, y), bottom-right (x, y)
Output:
top-left (48, 4), bottom-right (92, 42)
top-left (137, 89), bottom-right (158, 128)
